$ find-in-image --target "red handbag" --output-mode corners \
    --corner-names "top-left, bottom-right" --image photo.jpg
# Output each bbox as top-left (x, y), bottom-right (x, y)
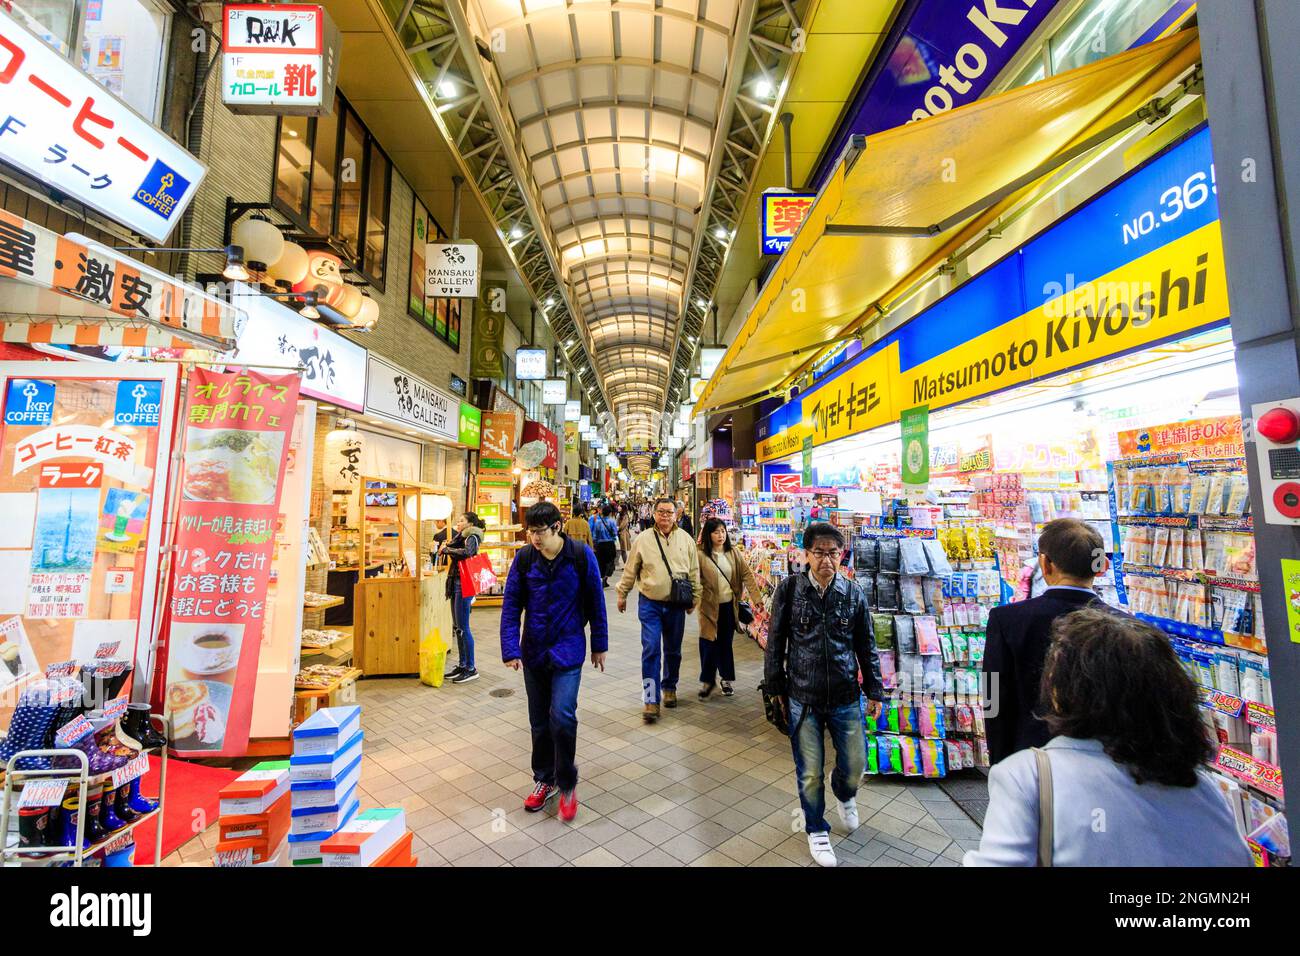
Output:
top-left (458, 553), bottom-right (497, 597)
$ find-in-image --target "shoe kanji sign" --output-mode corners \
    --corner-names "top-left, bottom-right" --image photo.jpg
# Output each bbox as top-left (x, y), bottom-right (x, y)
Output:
top-left (222, 3), bottom-right (341, 116)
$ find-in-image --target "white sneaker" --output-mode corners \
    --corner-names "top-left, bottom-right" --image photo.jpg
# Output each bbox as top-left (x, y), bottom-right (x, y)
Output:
top-left (807, 832), bottom-right (837, 867)
top-left (837, 797), bottom-right (859, 831)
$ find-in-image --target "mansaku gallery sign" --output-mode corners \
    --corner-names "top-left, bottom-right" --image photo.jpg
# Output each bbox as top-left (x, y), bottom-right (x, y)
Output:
top-left (757, 126), bottom-right (1228, 463)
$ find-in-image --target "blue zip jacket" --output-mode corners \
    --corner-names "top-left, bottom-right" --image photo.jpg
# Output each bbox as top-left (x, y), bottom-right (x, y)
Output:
top-left (501, 536), bottom-right (609, 669)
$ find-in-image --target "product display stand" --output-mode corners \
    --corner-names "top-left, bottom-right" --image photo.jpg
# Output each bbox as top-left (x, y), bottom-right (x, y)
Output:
top-left (0, 714), bottom-right (168, 867)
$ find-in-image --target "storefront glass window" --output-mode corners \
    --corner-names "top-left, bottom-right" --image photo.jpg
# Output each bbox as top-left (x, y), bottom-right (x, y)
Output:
top-left (336, 112), bottom-right (366, 262)
top-left (309, 109), bottom-right (339, 236)
top-left (1049, 0), bottom-right (1172, 75)
top-left (12, 1), bottom-right (77, 56)
top-left (80, 0), bottom-right (170, 121)
top-left (363, 146), bottom-right (390, 283)
top-left (274, 116), bottom-right (312, 218)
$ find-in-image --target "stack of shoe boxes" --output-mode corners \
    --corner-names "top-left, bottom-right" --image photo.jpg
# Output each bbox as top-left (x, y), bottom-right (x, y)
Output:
top-left (320, 807), bottom-right (417, 867)
top-left (287, 705), bottom-right (362, 867)
top-left (213, 761), bottom-right (291, 866)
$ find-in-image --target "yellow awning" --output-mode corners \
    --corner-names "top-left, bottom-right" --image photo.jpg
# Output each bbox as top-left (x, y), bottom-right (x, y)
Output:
top-left (696, 28), bottom-right (1201, 415)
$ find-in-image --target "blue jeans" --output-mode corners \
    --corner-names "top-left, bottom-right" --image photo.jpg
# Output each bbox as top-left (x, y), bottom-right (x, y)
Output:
top-left (454, 590), bottom-right (475, 670)
top-left (522, 661), bottom-right (583, 791)
top-left (638, 596), bottom-right (685, 704)
top-left (788, 698), bottom-right (867, 834)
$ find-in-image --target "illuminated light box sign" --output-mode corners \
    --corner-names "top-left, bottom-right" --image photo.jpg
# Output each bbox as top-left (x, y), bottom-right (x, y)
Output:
top-left (425, 241), bottom-right (480, 298)
top-left (0, 8), bottom-right (207, 243)
top-left (221, 3), bottom-right (340, 116)
top-left (759, 190), bottom-right (816, 255)
top-left (542, 378), bottom-right (567, 405)
top-left (515, 349), bottom-right (547, 381)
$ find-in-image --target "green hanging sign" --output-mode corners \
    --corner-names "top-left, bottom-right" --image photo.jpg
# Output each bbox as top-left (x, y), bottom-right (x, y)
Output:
top-left (900, 405), bottom-right (930, 487)
top-left (801, 433), bottom-right (813, 487)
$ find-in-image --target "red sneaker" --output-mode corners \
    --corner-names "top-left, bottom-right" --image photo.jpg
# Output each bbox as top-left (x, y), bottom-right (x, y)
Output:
top-left (558, 789), bottom-right (578, 822)
top-left (524, 782), bottom-right (555, 812)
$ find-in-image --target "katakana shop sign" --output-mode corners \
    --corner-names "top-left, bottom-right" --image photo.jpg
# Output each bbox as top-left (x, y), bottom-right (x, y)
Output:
top-left (162, 368), bottom-right (299, 758)
top-left (759, 189), bottom-right (816, 255)
top-left (0, 8), bottom-right (206, 243)
top-left (222, 3), bottom-right (340, 116)
top-left (0, 212), bottom-right (238, 349)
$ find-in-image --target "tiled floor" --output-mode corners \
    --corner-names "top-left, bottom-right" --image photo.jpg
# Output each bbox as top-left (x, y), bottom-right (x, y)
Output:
top-left (166, 583), bottom-right (982, 867)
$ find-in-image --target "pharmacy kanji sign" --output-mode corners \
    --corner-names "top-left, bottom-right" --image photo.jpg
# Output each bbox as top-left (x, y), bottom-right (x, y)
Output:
top-left (0, 7), bottom-right (206, 242)
top-left (222, 4), bottom-right (340, 116)
top-left (759, 190), bottom-right (816, 255)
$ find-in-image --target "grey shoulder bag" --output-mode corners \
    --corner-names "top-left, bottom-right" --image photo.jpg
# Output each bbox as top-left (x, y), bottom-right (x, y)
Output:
top-left (1033, 747), bottom-right (1054, 867)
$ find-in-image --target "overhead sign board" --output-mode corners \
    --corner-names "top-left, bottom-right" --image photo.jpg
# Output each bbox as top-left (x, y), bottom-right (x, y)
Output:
top-left (0, 8), bottom-right (206, 243)
top-left (228, 282), bottom-right (365, 410)
top-left (515, 348), bottom-right (547, 381)
top-left (365, 354), bottom-right (459, 443)
top-left (759, 190), bottom-right (817, 255)
top-left (425, 241), bottom-right (480, 298)
top-left (542, 378), bottom-right (567, 405)
top-left (221, 3), bottom-right (341, 115)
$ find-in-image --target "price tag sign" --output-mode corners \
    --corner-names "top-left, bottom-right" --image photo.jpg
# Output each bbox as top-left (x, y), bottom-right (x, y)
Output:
top-left (1204, 688), bottom-right (1245, 718)
top-left (54, 715), bottom-right (94, 748)
top-left (110, 753), bottom-right (150, 790)
top-left (17, 779), bottom-right (67, 808)
top-left (96, 661), bottom-right (128, 677)
top-left (94, 642), bottom-right (122, 659)
top-left (1246, 701), bottom-right (1276, 731)
top-left (44, 660), bottom-right (78, 678)
top-left (214, 847), bottom-right (253, 867)
top-left (102, 697), bottom-right (129, 722)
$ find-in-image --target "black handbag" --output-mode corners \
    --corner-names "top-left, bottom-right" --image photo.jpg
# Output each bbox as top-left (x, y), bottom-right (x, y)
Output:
top-left (653, 530), bottom-right (695, 608)
top-left (758, 681), bottom-right (789, 735)
top-left (737, 601), bottom-right (754, 626)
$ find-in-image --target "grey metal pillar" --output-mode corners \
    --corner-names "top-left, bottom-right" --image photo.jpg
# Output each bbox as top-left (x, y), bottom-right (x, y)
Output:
top-left (1201, 0), bottom-right (1300, 808)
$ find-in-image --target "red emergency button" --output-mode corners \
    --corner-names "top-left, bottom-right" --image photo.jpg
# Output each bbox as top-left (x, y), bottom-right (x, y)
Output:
top-left (1273, 482), bottom-right (1300, 519)
top-left (1257, 407), bottom-right (1300, 444)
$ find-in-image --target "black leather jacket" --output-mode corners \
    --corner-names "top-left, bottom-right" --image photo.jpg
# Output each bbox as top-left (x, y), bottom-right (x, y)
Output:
top-left (764, 572), bottom-right (884, 708)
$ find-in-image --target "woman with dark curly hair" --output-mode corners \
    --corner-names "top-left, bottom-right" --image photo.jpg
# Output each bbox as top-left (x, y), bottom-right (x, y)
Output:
top-left (965, 609), bottom-right (1251, 866)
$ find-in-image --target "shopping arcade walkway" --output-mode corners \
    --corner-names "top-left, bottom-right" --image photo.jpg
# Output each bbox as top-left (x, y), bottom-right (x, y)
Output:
top-left (168, 584), bottom-right (980, 867)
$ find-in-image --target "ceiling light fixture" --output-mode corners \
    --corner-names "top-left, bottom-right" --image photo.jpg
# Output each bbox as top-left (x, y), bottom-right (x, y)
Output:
top-left (509, 225), bottom-right (524, 240)
top-left (755, 77), bottom-right (774, 98)
top-left (713, 226), bottom-right (729, 241)
top-left (438, 79), bottom-right (458, 98)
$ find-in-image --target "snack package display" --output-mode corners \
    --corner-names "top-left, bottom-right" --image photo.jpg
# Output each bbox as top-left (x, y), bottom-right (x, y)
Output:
top-left (900, 576), bottom-right (926, 614)
top-left (877, 538), bottom-right (901, 572)
top-left (922, 538), bottom-right (954, 576)
top-left (854, 538), bottom-right (878, 572)
top-left (914, 616), bottom-right (941, 656)
top-left (893, 615), bottom-right (917, 654)
top-left (900, 538), bottom-right (929, 575)
top-left (871, 613), bottom-right (895, 650)
top-left (875, 574), bottom-right (900, 611)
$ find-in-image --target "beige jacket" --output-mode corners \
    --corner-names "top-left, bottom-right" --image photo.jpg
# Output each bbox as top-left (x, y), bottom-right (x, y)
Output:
top-left (617, 526), bottom-right (701, 605)
top-left (563, 516), bottom-right (592, 547)
top-left (697, 546), bottom-right (760, 641)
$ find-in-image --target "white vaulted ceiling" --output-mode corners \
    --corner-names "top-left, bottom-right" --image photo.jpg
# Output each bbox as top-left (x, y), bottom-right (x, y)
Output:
top-left (473, 0), bottom-right (742, 459)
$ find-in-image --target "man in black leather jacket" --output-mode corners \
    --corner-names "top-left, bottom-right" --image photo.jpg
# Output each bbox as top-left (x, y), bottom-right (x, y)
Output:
top-left (764, 522), bottom-right (884, 867)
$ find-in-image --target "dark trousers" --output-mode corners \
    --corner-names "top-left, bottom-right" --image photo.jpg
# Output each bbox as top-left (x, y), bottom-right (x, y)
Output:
top-left (595, 540), bottom-right (617, 581)
top-left (638, 596), bottom-right (685, 703)
top-left (522, 661), bottom-right (583, 792)
top-left (699, 601), bottom-right (736, 684)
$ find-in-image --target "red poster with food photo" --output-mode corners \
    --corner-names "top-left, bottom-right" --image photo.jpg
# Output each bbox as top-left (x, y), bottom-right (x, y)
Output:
top-left (161, 368), bottom-right (299, 757)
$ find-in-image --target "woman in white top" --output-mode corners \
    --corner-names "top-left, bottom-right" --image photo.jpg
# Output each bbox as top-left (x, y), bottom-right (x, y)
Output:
top-left (965, 608), bottom-right (1252, 867)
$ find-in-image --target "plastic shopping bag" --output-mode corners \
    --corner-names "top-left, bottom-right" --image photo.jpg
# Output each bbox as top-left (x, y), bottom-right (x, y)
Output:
top-left (419, 625), bottom-right (450, 687)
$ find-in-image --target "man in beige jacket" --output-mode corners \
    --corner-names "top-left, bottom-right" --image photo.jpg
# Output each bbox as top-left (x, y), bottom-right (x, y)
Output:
top-left (617, 497), bottom-right (701, 722)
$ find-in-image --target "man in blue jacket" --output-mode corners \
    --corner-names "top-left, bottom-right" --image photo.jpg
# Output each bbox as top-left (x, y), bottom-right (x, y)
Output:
top-left (501, 501), bottom-right (609, 822)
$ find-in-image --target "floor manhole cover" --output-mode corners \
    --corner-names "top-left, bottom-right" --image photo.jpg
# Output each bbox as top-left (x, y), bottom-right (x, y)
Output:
top-left (489, 688), bottom-right (514, 698)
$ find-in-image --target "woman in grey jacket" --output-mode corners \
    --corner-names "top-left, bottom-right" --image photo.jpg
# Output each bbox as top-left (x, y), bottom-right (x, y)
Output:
top-left (966, 609), bottom-right (1252, 867)
top-left (440, 512), bottom-right (485, 684)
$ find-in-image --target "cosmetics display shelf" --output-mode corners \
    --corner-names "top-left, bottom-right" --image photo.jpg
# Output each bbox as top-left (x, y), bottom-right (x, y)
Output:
top-left (0, 715), bottom-right (168, 868)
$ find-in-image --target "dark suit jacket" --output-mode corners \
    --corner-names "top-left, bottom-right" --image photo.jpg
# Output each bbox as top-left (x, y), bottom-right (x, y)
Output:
top-left (982, 588), bottom-right (1107, 765)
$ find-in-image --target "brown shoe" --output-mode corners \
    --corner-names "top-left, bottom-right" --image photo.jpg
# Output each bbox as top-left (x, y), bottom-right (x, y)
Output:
top-left (663, 689), bottom-right (677, 708)
top-left (642, 702), bottom-right (660, 723)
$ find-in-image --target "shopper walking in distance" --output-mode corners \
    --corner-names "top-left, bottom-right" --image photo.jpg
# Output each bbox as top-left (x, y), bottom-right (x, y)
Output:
top-left (501, 502), bottom-right (608, 823)
top-left (676, 500), bottom-right (694, 536)
top-left (617, 497), bottom-right (701, 722)
top-left (638, 500), bottom-right (653, 532)
top-left (564, 502), bottom-right (594, 548)
top-left (617, 503), bottom-right (632, 565)
top-left (696, 518), bottom-right (760, 699)
top-left (966, 609), bottom-right (1251, 866)
top-left (765, 521), bottom-right (883, 867)
top-left (590, 503), bottom-right (620, 587)
top-left (439, 512), bottom-right (486, 684)
top-left (982, 518), bottom-right (1113, 764)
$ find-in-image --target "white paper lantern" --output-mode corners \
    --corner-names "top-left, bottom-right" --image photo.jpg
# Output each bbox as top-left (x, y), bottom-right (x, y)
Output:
top-left (329, 282), bottom-right (364, 320)
top-left (322, 428), bottom-right (365, 491)
top-left (356, 295), bottom-right (380, 329)
top-left (266, 240), bottom-right (309, 286)
top-left (232, 215), bottom-right (285, 271)
top-left (405, 493), bottom-right (453, 522)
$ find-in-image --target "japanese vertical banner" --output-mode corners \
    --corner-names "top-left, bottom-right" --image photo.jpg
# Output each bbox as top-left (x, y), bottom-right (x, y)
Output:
top-left (162, 368), bottom-right (299, 757)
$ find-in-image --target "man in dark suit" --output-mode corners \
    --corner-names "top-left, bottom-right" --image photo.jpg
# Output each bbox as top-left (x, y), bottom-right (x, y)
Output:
top-left (982, 518), bottom-right (1111, 764)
